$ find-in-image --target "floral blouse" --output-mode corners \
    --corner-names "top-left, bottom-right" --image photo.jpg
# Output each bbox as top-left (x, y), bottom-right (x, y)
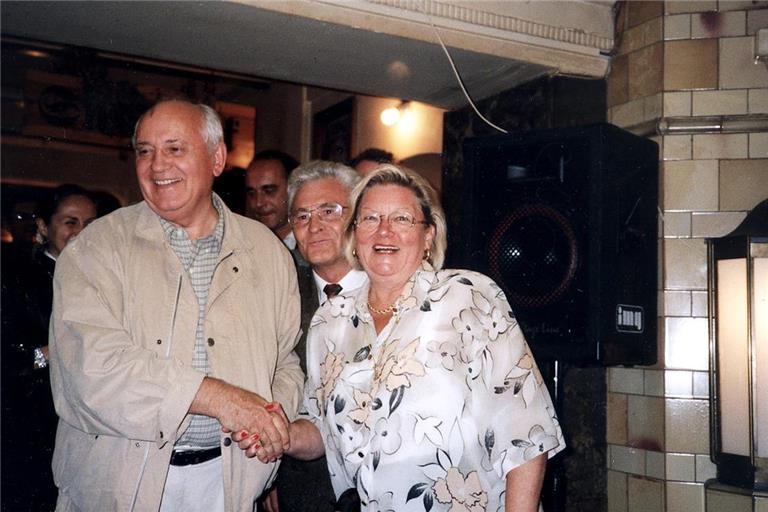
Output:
top-left (303, 266), bottom-right (565, 511)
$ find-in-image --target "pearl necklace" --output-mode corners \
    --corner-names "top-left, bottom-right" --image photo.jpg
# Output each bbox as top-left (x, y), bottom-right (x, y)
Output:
top-left (367, 301), bottom-right (397, 315)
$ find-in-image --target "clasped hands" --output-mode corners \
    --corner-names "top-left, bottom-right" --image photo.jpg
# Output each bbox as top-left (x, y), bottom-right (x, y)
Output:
top-left (222, 401), bottom-right (291, 463)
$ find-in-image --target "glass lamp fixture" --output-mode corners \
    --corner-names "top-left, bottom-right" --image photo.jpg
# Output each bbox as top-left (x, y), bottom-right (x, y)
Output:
top-left (380, 101), bottom-right (409, 127)
top-left (708, 198), bottom-right (768, 490)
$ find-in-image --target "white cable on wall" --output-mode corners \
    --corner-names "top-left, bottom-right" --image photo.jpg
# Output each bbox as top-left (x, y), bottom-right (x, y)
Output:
top-left (420, 5), bottom-right (509, 134)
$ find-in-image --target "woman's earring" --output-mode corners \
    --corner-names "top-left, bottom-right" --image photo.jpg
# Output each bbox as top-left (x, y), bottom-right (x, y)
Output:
top-left (35, 231), bottom-right (45, 245)
top-left (424, 248), bottom-right (431, 261)
top-left (352, 249), bottom-right (357, 258)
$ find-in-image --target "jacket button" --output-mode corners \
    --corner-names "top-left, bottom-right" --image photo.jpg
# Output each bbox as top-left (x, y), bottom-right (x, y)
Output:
top-left (232, 266), bottom-right (239, 273)
top-left (156, 339), bottom-right (162, 345)
top-left (223, 437), bottom-right (232, 447)
top-left (159, 431), bottom-right (164, 439)
top-left (207, 338), bottom-right (215, 347)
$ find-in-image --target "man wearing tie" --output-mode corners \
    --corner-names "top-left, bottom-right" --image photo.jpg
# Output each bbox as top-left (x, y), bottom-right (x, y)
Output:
top-left (263, 160), bottom-right (366, 512)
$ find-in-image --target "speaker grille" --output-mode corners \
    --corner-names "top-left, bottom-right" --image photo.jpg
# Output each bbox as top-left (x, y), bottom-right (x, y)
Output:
top-left (487, 204), bottom-right (578, 308)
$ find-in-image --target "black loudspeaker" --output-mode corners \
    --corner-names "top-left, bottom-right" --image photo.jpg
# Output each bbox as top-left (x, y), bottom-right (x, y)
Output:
top-left (457, 123), bottom-right (658, 365)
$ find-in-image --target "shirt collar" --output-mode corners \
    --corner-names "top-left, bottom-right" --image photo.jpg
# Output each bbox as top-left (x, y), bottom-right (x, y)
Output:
top-left (158, 194), bottom-right (226, 245)
top-left (313, 269), bottom-right (368, 304)
top-left (282, 230), bottom-right (297, 250)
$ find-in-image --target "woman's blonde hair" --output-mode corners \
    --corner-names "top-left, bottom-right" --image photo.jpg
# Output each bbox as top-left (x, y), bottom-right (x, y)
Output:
top-left (343, 164), bottom-right (447, 271)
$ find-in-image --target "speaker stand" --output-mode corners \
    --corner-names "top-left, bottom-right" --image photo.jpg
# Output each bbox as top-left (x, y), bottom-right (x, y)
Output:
top-left (541, 359), bottom-right (567, 512)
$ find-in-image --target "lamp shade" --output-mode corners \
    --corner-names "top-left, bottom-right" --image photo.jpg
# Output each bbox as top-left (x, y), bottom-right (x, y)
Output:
top-left (708, 198), bottom-right (768, 490)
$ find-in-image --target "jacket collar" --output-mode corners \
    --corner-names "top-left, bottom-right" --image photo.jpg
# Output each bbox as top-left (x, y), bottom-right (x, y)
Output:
top-left (134, 194), bottom-right (255, 255)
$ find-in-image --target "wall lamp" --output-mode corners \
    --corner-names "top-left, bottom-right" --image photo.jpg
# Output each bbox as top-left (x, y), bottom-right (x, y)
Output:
top-left (707, 199), bottom-right (768, 495)
top-left (380, 101), bottom-right (410, 127)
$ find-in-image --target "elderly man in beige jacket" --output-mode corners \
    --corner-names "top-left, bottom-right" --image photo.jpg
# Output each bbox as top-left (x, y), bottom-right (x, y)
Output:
top-left (49, 99), bottom-right (303, 511)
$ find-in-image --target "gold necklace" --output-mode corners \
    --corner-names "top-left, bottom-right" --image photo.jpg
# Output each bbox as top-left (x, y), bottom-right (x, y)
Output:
top-left (367, 301), bottom-right (397, 315)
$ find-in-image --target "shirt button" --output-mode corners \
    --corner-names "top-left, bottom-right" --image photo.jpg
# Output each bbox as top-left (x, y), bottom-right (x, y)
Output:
top-left (223, 437), bottom-right (232, 447)
top-left (156, 339), bottom-right (162, 345)
top-left (159, 431), bottom-right (164, 439)
top-left (207, 338), bottom-right (215, 347)
top-left (232, 266), bottom-right (239, 273)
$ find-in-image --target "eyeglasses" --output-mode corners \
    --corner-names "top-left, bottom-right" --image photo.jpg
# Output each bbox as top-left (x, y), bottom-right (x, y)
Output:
top-left (289, 203), bottom-right (347, 226)
top-left (355, 211), bottom-right (429, 233)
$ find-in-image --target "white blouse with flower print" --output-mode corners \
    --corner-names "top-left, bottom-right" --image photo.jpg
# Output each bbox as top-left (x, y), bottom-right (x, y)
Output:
top-left (303, 266), bottom-right (565, 511)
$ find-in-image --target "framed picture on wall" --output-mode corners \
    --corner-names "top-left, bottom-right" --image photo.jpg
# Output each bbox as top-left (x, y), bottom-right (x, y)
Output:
top-left (312, 97), bottom-right (354, 163)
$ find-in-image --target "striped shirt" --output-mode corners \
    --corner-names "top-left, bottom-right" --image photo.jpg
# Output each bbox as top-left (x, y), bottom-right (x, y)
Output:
top-left (160, 196), bottom-right (225, 450)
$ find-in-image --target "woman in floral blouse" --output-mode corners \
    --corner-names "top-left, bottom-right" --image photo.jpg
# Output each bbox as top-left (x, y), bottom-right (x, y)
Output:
top-left (284, 165), bottom-right (564, 511)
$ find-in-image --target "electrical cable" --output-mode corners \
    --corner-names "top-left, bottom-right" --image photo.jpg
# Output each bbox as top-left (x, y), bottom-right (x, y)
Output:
top-left (420, 4), bottom-right (509, 134)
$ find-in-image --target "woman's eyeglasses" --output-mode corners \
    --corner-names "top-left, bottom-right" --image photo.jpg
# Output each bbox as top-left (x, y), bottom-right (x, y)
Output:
top-left (355, 211), bottom-right (429, 233)
top-left (289, 203), bottom-right (347, 226)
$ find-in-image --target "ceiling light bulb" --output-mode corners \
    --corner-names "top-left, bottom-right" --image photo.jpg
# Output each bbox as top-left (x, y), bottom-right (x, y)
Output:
top-left (380, 107), bottom-right (401, 126)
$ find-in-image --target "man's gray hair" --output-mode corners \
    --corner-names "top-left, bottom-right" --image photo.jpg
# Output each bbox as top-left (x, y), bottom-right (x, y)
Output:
top-left (287, 160), bottom-right (361, 210)
top-left (132, 99), bottom-right (223, 153)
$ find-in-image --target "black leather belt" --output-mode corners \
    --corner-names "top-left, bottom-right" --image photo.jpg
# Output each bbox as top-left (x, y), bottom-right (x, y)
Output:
top-left (170, 446), bottom-right (221, 466)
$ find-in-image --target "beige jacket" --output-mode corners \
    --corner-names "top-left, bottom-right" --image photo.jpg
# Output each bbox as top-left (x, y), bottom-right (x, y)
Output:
top-left (49, 200), bottom-right (303, 511)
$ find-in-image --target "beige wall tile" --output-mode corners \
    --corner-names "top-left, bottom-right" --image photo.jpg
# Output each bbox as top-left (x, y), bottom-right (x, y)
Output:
top-left (628, 476), bottom-right (664, 512)
top-left (643, 16), bottom-right (664, 46)
top-left (692, 10), bottom-right (746, 39)
top-left (610, 367), bottom-right (646, 394)
top-left (664, 91), bottom-right (692, 115)
top-left (706, 488), bottom-right (753, 512)
top-left (663, 134), bottom-right (692, 160)
top-left (644, 92), bottom-right (663, 119)
top-left (664, 290), bottom-right (692, 315)
top-left (691, 210), bottom-right (748, 238)
top-left (718, 0), bottom-right (768, 12)
top-left (664, 39), bottom-right (718, 90)
top-left (692, 371), bottom-right (709, 399)
top-left (666, 452), bottom-right (696, 480)
top-left (665, 369), bottom-right (694, 397)
top-left (646, 450), bottom-right (665, 479)
top-left (665, 398), bottom-right (710, 453)
top-left (664, 238), bottom-right (708, 290)
top-left (695, 454), bottom-right (716, 482)
top-left (612, 98), bottom-right (646, 127)
top-left (620, 22), bottom-right (646, 55)
top-left (663, 211), bottom-right (692, 237)
top-left (630, 43), bottom-right (665, 99)
top-left (750, 132), bottom-right (768, 158)
top-left (628, 395), bottom-right (665, 451)
top-left (720, 36), bottom-right (768, 89)
top-left (662, 160), bottom-right (719, 211)
top-left (629, 1), bottom-right (664, 28)
top-left (691, 290), bottom-right (708, 316)
top-left (747, 8), bottom-right (768, 35)
top-left (692, 89), bottom-right (748, 115)
top-left (645, 369), bottom-right (665, 397)
top-left (665, 13), bottom-right (691, 40)
top-left (608, 470), bottom-right (629, 512)
top-left (749, 88), bottom-right (768, 113)
top-left (608, 54), bottom-right (630, 108)
top-left (612, 445), bottom-right (647, 475)
top-left (664, 316), bottom-right (709, 370)
top-left (608, 392), bottom-right (629, 445)
top-left (667, 1), bottom-right (717, 15)
top-left (693, 133), bottom-right (748, 159)
top-left (720, 159), bottom-right (768, 210)
top-left (667, 482), bottom-right (704, 512)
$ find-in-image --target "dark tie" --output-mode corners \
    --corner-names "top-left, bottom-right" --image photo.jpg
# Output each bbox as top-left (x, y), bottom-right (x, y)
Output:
top-left (323, 283), bottom-right (343, 298)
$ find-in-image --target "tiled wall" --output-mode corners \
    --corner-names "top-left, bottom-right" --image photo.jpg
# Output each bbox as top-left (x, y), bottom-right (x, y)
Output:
top-left (605, 2), bottom-right (767, 511)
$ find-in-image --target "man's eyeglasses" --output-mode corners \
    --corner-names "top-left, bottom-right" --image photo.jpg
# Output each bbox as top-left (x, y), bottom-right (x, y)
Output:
top-left (289, 203), bottom-right (347, 226)
top-left (355, 211), bottom-right (429, 233)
